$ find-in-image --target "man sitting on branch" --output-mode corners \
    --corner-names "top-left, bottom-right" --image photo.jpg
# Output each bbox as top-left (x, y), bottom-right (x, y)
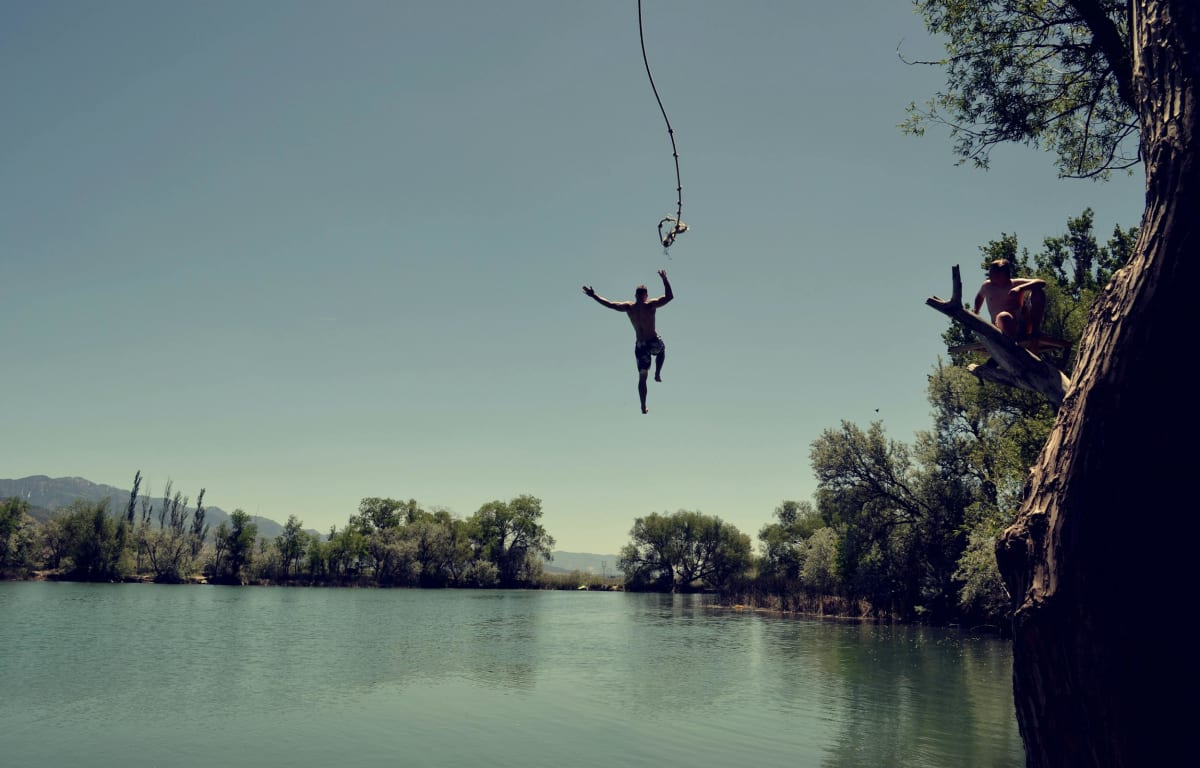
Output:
top-left (973, 259), bottom-right (1047, 353)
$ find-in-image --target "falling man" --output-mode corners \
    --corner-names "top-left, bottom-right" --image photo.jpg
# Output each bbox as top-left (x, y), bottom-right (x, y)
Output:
top-left (582, 269), bottom-right (674, 414)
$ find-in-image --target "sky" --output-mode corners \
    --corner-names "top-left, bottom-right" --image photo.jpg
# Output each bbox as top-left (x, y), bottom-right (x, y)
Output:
top-left (1, 1), bottom-right (1145, 555)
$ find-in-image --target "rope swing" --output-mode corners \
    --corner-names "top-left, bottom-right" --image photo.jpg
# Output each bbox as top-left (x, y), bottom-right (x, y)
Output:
top-left (638, 0), bottom-right (688, 251)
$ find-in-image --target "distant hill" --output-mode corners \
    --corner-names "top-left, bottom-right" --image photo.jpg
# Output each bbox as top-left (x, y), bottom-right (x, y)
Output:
top-left (545, 551), bottom-right (623, 577)
top-left (0, 475), bottom-right (288, 539)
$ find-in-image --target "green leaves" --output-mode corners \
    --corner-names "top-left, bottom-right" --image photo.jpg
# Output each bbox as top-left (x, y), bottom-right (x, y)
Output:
top-left (468, 495), bottom-right (555, 588)
top-left (620, 510), bottom-right (752, 593)
top-left (906, 0), bottom-right (1137, 177)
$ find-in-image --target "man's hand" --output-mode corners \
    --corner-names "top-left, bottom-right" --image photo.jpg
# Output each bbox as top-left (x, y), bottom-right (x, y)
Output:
top-left (582, 285), bottom-right (595, 298)
top-left (657, 269), bottom-right (667, 280)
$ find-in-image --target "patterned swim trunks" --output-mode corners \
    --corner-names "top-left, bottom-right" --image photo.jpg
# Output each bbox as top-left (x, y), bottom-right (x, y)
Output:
top-left (634, 336), bottom-right (665, 371)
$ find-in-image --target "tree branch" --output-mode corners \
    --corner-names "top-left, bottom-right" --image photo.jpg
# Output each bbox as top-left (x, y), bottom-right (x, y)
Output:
top-left (1066, 0), bottom-right (1136, 113)
top-left (927, 265), bottom-right (1071, 407)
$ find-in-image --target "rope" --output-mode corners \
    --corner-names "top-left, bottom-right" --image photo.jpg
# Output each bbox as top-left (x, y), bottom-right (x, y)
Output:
top-left (638, 0), bottom-right (687, 250)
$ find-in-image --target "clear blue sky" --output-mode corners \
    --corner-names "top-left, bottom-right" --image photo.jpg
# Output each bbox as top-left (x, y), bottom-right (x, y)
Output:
top-left (1, 1), bottom-right (1143, 554)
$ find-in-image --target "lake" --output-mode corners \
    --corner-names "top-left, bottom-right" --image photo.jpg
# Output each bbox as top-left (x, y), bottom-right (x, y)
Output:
top-left (0, 582), bottom-right (1023, 767)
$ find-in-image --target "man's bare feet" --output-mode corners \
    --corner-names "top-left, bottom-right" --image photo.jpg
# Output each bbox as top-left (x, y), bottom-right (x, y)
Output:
top-left (654, 375), bottom-right (662, 382)
top-left (642, 406), bottom-right (648, 414)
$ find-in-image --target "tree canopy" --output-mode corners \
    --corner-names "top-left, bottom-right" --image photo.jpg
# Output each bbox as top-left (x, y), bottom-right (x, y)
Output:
top-left (904, 0), bottom-right (1138, 178)
top-left (619, 510), bottom-right (752, 593)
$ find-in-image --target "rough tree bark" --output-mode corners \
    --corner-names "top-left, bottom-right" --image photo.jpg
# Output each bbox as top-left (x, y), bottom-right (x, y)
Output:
top-left (992, 2), bottom-right (1197, 765)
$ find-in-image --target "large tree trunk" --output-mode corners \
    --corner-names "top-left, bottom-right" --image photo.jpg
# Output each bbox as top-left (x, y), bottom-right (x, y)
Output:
top-left (997, 2), bottom-right (1198, 765)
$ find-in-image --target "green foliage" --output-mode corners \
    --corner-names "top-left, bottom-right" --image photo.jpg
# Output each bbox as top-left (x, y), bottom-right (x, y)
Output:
top-left (800, 210), bottom-right (1135, 624)
top-left (2, 481), bottom-right (554, 593)
top-left (275, 515), bottom-right (307, 579)
top-left (757, 500), bottom-right (823, 580)
top-left (811, 421), bottom-right (930, 604)
top-left (619, 510), bottom-right (752, 592)
top-left (326, 523), bottom-right (367, 582)
top-left (207, 509), bottom-right (258, 584)
top-left (953, 522), bottom-right (1012, 626)
top-left (268, 498), bottom-right (505, 588)
top-left (1, 497), bottom-right (38, 577)
top-left (49, 499), bottom-right (132, 582)
top-left (141, 483), bottom-right (206, 583)
top-left (811, 418), bottom-right (970, 621)
top-left (468, 495), bottom-right (556, 588)
top-left (904, 0), bottom-right (1136, 178)
top-left (125, 470), bottom-right (141, 526)
top-left (801, 528), bottom-right (839, 594)
top-left (1034, 209), bottom-right (1132, 297)
top-left (407, 510), bottom-right (474, 587)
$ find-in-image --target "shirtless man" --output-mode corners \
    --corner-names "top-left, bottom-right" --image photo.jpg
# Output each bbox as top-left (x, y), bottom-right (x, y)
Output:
top-left (973, 259), bottom-right (1047, 351)
top-left (582, 270), bottom-right (673, 414)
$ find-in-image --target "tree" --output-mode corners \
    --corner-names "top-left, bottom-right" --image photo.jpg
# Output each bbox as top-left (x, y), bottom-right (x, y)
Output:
top-left (407, 508), bottom-right (473, 587)
top-left (142, 484), bottom-right (205, 583)
top-left (801, 527), bottom-right (839, 595)
top-left (326, 523), bottom-right (368, 583)
top-left (125, 470), bottom-right (141, 526)
top-left (208, 509), bottom-right (257, 585)
top-left (934, 215), bottom-right (1134, 627)
top-left (619, 510), bottom-right (752, 593)
top-left (904, 0), bottom-right (1138, 179)
top-left (811, 421), bottom-right (945, 618)
top-left (1, 497), bottom-right (37, 577)
top-left (912, 2), bottom-right (1198, 763)
top-left (189, 492), bottom-right (209, 560)
top-left (275, 515), bottom-right (307, 580)
top-left (758, 500), bottom-right (823, 581)
top-left (53, 499), bottom-right (131, 581)
top-left (469, 495), bottom-right (555, 587)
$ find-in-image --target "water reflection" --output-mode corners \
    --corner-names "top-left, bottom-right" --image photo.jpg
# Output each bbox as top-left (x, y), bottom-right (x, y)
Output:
top-left (0, 583), bottom-right (1022, 768)
top-left (750, 615), bottom-right (1023, 767)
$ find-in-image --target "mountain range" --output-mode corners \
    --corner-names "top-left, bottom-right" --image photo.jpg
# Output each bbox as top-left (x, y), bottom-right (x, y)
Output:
top-left (0, 475), bottom-right (620, 573)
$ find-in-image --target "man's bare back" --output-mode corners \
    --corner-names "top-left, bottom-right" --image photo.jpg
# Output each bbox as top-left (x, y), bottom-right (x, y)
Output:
top-left (625, 299), bottom-right (661, 342)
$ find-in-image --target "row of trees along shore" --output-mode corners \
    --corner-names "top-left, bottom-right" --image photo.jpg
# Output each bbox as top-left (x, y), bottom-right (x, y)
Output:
top-left (0, 481), bottom-right (557, 589)
top-left (0, 208), bottom-right (1133, 624)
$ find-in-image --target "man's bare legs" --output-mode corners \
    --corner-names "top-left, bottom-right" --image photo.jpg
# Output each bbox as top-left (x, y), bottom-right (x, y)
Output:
top-left (654, 351), bottom-right (664, 382)
top-left (1027, 283), bottom-right (1046, 338)
top-left (638, 370), bottom-right (649, 414)
top-left (996, 286), bottom-right (1049, 353)
top-left (994, 311), bottom-right (1019, 338)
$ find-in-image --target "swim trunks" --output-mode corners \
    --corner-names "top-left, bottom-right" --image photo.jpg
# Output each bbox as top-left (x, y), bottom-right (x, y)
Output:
top-left (634, 336), bottom-right (665, 371)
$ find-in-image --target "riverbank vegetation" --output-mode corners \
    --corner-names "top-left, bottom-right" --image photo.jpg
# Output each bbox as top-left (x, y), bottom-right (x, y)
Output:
top-left (2, 489), bottom-right (556, 589)
top-left (0, 211), bottom-right (1131, 625)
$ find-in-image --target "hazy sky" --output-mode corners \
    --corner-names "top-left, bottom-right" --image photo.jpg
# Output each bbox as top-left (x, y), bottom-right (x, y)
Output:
top-left (1, 1), bottom-right (1143, 554)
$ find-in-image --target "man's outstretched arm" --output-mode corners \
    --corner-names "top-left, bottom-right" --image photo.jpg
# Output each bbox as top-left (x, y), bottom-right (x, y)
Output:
top-left (582, 285), bottom-right (629, 311)
top-left (1011, 277), bottom-right (1047, 291)
top-left (651, 269), bottom-right (673, 307)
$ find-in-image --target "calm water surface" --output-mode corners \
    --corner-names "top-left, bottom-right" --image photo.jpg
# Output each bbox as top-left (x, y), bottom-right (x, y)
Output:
top-left (0, 582), bottom-right (1022, 767)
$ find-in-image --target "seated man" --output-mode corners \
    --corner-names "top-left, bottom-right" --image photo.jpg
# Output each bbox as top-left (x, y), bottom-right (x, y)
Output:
top-left (973, 259), bottom-right (1047, 352)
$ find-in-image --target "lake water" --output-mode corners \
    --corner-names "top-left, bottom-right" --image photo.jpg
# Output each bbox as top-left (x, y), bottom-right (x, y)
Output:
top-left (0, 582), bottom-right (1023, 767)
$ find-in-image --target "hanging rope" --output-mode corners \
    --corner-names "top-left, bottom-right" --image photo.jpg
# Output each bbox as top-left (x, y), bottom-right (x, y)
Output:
top-left (638, 0), bottom-right (687, 250)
